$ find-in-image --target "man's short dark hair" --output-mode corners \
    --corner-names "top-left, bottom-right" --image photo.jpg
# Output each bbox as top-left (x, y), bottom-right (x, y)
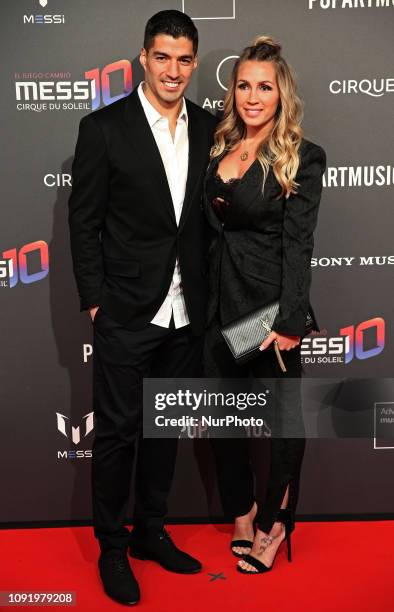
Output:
top-left (143, 10), bottom-right (198, 55)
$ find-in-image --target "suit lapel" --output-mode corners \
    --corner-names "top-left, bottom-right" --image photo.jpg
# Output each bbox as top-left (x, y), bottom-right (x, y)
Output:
top-left (203, 151), bottom-right (226, 231)
top-left (179, 101), bottom-right (208, 231)
top-left (123, 89), bottom-right (176, 225)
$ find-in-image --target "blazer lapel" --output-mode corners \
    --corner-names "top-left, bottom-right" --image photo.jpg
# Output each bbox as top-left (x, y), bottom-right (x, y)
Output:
top-left (202, 151), bottom-right (226, 231)
top-left (123, 89), bottom-right (176, 225)
top-left (179, 101), bottom-right (209, 231)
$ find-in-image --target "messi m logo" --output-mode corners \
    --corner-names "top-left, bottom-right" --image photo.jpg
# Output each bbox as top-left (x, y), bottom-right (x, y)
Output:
top-left (56, 412), bottom-right (94, 445)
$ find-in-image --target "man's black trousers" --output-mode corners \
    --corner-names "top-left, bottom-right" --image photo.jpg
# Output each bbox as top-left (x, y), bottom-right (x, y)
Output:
top-left (91, 308), bottom-right (202, 553)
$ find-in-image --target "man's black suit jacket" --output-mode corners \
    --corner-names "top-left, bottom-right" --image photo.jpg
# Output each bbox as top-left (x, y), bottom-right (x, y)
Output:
top-left (68, 89), bottom-right (218, 334)
top-left (204, 139), bottom-right (326, 336)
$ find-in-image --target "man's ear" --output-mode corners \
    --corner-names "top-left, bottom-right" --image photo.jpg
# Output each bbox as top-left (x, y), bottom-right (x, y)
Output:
top-left (193, 55), bottom-right (198, 71)
top-left (139, 47), bottom-right (147, 70)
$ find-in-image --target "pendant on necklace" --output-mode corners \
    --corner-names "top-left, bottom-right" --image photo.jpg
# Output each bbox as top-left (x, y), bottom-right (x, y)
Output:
top-left (240, 151), bottom-right (248, 161)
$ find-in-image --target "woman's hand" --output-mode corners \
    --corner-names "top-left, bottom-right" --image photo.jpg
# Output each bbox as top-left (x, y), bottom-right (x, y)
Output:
top-left (259, 331), bottom-right (300, 351)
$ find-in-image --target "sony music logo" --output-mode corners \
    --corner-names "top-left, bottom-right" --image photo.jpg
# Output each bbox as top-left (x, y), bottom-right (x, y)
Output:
top-left (312, 256), bottom-right (394, 267)
top-left (23, 15), bottom-right (65, 24)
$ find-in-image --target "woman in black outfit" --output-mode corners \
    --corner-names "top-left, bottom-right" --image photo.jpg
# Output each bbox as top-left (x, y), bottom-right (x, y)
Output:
top-left (203, 36), bottom-right (326, 574)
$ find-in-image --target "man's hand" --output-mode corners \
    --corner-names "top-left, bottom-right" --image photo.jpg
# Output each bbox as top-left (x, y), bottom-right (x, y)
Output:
top-left (259, 331), bottom-right (300, 351)
top-left (89, 306), bottom-right (99, 322)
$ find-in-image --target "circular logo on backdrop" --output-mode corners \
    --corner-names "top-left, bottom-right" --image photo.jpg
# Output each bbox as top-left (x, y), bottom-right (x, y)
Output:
top-left (216, 55), bottom-right (239, 91)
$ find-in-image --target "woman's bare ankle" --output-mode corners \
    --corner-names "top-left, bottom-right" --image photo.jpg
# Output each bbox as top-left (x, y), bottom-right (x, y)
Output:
top-left (235, 501), bottom-right (257, 525)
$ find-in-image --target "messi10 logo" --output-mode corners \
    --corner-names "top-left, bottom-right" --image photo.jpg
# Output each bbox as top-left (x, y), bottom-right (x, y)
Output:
top-left (15, 60), bottom-right (132, 111)
top-left (302, 317), bottom-right (385, 364)
top-left (85, 60), bottom-right (132, 111)
top-left (340, 317), bottom-right (385, 364)
top-left (0, 240), bottom-right (49, 288)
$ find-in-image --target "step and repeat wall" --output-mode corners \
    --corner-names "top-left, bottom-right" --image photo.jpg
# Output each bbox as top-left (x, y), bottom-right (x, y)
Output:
top-left (1, 0), bottom-right (393, 523)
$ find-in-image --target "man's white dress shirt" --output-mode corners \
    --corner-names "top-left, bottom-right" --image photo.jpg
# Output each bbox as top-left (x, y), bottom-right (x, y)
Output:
top-left (137, 82), bottom-right (190, 329)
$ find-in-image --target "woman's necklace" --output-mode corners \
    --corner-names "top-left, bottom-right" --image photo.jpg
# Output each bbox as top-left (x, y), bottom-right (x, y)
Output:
top-left (239, 137), bottom-right (257, 161)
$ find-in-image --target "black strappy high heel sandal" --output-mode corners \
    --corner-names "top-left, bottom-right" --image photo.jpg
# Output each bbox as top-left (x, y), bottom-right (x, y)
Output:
top-left (237, 507), bottom-right (294, 573)
top-left (230, 538), bottom-right (254, 558)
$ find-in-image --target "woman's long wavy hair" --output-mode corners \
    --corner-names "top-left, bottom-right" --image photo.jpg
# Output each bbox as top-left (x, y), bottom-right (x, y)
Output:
top-left (210, 35), bottom-right (304, 198)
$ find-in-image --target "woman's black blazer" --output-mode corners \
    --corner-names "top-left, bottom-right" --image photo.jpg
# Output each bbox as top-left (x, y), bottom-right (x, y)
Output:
top-left (204, 139), bottom-right (326, 336)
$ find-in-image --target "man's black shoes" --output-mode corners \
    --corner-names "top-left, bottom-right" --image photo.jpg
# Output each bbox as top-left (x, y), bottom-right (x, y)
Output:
top-left (98, 549), bottom-right (140, 605)
top-left (129, 528), bottom-right (202, 574)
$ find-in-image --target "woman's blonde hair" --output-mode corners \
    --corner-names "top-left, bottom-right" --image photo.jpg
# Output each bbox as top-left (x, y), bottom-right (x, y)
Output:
top-left (211, 35), bottom-right (303, 198)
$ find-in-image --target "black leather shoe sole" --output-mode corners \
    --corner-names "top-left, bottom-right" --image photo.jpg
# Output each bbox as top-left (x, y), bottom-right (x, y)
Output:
top-left (128, 546), bottom-right (201, 574)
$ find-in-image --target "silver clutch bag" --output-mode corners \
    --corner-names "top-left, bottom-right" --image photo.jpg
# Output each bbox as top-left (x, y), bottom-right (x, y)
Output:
top-left (220, 301), bottom-right (314, 371)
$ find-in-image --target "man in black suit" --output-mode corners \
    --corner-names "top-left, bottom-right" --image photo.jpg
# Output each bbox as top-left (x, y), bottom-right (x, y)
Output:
top-left (68, 10), bottom-right (217, 605)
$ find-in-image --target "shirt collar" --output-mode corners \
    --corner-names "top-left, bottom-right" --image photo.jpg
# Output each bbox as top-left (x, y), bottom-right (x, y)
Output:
top-left (137, 81), bottom-right (188, 128)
